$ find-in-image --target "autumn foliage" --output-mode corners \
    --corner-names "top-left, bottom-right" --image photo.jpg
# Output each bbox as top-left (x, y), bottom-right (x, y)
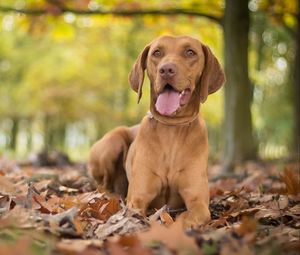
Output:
top-left (0, 158), bottom-right (299, 255)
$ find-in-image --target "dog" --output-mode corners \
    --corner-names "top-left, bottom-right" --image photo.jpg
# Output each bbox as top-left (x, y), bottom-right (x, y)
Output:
top-left (89, 35), bottom-right (225, 228)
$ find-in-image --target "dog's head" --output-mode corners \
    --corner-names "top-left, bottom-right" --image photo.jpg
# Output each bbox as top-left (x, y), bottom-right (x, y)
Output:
top-left (129, 35), bottom-right (225, 119)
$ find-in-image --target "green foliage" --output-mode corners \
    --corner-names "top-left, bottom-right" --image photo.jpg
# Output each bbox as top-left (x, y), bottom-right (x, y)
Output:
top-left (249, 1), bottom-right (297, 158)
top-left (0, 0), bottom-right (297, 160)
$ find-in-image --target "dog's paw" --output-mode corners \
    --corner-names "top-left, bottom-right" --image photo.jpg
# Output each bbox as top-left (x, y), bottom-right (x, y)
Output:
top-left (126, 198), bottom-right (147, 216)
top-left (177, 211), bottom-right (210, 229)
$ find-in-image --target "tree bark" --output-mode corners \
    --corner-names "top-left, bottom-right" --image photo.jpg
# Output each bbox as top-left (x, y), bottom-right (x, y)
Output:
top-left (293, 0), bottom-right (300, 157)
top-left (223, 0), bottom-right (257, 171)
top-left (54, 120), bottom-right (66, 151)
top-left (44, 115), bottom-right (54, 152)
top-left (44, 115), bottom-right (66, 152)
top-left (9, 117), bottom-right (19, 151)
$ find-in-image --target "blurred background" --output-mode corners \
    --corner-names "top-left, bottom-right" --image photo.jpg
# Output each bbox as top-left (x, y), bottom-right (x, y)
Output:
top-left (0, 0), bottom-right (298, 170)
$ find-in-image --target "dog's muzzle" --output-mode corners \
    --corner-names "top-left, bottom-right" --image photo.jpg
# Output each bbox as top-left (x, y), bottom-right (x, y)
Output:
top-left (155, 84), bottom-right (191, 116)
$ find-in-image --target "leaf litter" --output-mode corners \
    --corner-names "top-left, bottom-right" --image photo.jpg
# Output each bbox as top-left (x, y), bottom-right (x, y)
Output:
top-left (0, 156), bottom-right (299, 255)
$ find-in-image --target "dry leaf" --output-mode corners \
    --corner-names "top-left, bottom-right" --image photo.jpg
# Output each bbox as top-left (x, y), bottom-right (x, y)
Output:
top-left (138, 221), bottom-right (199, 253)
top-left (210, 178), bottom-right (238, 197)
top-left (107, 235), bottom-right (151, 255)
top-left (42, 207), bottom-right (78, 236)
top-left (236, 216), bottom-right (257, 243)
top-left (220, 235), bottom-right (253, 255)
top-left (0, 176), bottom-right (17, 195)
top-left (160, 211), bottom-right (174, 226)
top-left (289, 204), bottom-right (300, 215)
top-left (148, 205), bottom-right (167, 222)
top-left (95, 207), bottom-right (149, 239)
top-left (33, 179), bottom-right (52, 192)
top-left (237, 216), bottom-right (257, 235)
top-left (255, 208), bottom-right (281, 220)
top-left (0, 237), bottom-right (33, 255)
top-left (56, 239), bottom-right (103, 254)
top-left (280, 165), bottom-right (300, 196)
top-left (1, 157), bottom-right (300, 254)
top-left (79, 197), bottom-right (120, 221)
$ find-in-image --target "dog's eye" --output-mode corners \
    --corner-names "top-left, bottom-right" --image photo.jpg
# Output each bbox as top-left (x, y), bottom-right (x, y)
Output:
top-left (152, 49), bottom-right (161, 57)
top-left (186, 49), bottom-right (196, 57)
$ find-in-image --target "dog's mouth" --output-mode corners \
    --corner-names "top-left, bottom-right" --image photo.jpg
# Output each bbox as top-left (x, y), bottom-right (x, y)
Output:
top-left (155, 84), bottom-right (192, 116)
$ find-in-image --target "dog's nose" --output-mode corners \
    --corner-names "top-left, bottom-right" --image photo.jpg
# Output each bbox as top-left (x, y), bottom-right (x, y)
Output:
top-left (159, 63), bottom-right (177, 78)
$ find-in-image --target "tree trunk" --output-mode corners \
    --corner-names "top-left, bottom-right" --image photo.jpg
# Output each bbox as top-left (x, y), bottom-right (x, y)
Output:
top-left (9, 117), bottom-right (19, 151)
top-left (44, 115), bottom-right (54, 152)
top-left (293, 0), bottom-right (300, 157)
top-left (54, 120), bottom-right (66, 151)
top-left (26, 119), bottom-right (33, 152)
top-left (43, 115), bottom-right (66, 152)
top-left (223, 0), bottom-right (257, 171)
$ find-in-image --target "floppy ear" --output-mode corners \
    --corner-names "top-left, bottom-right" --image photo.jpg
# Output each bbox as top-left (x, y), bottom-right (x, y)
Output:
top-left (128, 44), bottom-right (150, 103)
top-left (199, 44), bottom-right (225, 103)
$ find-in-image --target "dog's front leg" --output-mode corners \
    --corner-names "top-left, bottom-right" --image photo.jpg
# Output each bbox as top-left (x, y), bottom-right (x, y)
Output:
top-left (177, 167), bottom-right (211, 228)
top-left (126, 165), bottom-right (161, 215)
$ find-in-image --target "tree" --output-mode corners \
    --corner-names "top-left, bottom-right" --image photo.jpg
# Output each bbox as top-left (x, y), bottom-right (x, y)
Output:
top-left (294, 0), bottom-right (300, 157)
top-left (223, 0), bottom-right (257, 170)
top-left (0, 1), bottom-right (257, 167)
top-left (0, 0), bottom-right (297, 165)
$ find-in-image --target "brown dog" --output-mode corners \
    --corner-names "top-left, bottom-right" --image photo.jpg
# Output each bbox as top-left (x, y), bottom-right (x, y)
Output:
top-left (89, 35), bottom-right (225, 228)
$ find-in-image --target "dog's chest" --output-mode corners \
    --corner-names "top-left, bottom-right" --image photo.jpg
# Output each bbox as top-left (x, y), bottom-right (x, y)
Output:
top-left (144, 121), bottom-right (202, 180)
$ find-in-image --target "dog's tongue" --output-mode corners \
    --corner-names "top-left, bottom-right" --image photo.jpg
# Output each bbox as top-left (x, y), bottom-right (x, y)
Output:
top-left (155, 89), bottom-right (180, 116)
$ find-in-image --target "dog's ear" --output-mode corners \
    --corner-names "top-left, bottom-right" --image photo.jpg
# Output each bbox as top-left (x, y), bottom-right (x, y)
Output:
top-left (128, 44), bottom-right (150, 103)
top-left (199, 44), bottom-right (225, 103)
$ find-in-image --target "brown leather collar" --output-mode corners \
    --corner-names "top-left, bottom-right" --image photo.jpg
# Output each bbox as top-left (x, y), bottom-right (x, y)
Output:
top-left (147, 111), bottom-right (199, 126)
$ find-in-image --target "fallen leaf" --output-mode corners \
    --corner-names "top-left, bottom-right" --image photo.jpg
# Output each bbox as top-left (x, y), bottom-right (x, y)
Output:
top-left (160, 211), bottom-right (174, 226)
top-left (255, 208), bottom-right (281, 221)
top-left (236, 216), bottom-right (257, 243)
top-left (56, 239), bottom-right (103, 254)
top-left (289, 204), bottom-right (300, 215)
top-left (33, 179), bottom-right (52, 192)
top-left (2, 208), bottom-right (39, 230)
top-left (138, 221), bottom-right (199, 253)
top-left (237, 216), bottom-right (257, 235)
top-left (95, 207), bottom-right (149, 240)
top-left (42, 207), bottom-right (79, 236)
top-left (0, 237), bottom-right (33, 255)
top-left (220, 235), bottom-right (253, 255)
top-left (0, 176), bottom-right (17, 195)
top-left (0, 195), bottom-right (12, 214)
top-left (210, 178), bottom-right (238, 197)
top-left (79, 197), bottom-right (120, 221)
top-left (77, 191), bottom-right (104, 204)
top-left (280, 165), bottom-right (300, 196)
top-left (107, 234), bottom-right (151, 255)
top-left (148, 204), bottom-right (167, 222)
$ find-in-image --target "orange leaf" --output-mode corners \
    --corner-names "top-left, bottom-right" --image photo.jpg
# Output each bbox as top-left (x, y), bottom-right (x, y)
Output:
top-left (160, 211), bottom-right (174, 226)
top-left (237, 216), bottom-right (257, 236)
top-left (0, 237), bottom-right (32, 255)
top-left (0, 176), bottom-right (16, 195)
top-left (79, 197), bottom-right (121, 221)
top-left (107, 235), bottom-right (151, 255)
top-left (138, 221), bottom-right (199, 253)
top-left (280, 165), bottom-right (300, 196)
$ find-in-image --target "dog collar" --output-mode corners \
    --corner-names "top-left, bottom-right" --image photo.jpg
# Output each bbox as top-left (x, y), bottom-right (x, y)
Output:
top-left (147, 111), bottom-right (199, 126)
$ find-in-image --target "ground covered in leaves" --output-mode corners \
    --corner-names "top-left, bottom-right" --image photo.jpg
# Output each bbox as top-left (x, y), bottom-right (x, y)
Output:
top-left (0, 156), bottom-right (299, 255)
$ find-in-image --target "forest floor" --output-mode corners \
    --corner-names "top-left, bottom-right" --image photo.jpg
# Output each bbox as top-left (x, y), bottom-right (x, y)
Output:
top-left (0, 156), bottom-right (299, 255)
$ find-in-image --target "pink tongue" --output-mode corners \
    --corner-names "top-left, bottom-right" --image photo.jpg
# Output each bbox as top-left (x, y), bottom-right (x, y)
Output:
top-left (155, 89), bottom-right (180, 116)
